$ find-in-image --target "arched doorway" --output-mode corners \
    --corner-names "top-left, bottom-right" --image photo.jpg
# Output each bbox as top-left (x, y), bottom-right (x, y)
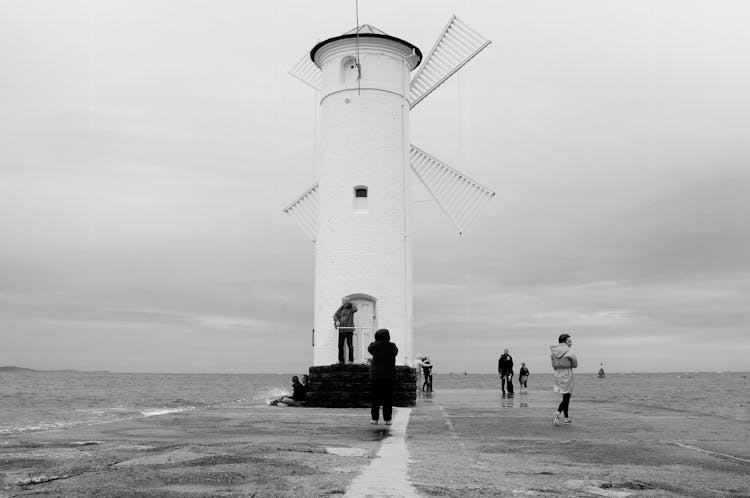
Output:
top-left (345, 293), bottom-right (377, 364)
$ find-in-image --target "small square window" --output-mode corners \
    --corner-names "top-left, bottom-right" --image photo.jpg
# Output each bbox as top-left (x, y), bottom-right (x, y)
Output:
top-left (354, 186), bottom-right (368, 213)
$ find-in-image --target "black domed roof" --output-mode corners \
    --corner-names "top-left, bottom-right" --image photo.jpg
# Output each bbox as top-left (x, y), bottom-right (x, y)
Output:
top-left (310, 24), bottom-right (422, 70)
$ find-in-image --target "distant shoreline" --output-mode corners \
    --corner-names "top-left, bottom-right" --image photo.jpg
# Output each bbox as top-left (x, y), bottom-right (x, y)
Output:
top-left (0, 366), bottom-right (111, 373)
top-left (1, 366), bottom-right (746, 375)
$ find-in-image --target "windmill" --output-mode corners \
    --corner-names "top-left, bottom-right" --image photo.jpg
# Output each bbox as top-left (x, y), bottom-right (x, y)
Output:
top-left (284, 16), bottom-right (495, 367)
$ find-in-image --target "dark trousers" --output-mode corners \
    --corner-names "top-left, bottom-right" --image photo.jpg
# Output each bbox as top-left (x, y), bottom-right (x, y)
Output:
top-left (422, 368), bottom-right (433, 391)
top-left (338, 330), bottom-right (354, 363)
top-left (501, 373), bottom-right (514, 394)
top-left (371, 379), bottom-right (394, 422)
top-left (557, 393), bottom-right (571, 417)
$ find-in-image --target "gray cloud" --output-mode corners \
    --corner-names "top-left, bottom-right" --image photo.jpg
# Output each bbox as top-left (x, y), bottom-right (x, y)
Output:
top-left (2, 0), bottom-right (749, 373)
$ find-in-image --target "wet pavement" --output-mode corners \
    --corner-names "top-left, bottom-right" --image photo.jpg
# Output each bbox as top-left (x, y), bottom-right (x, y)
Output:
top-left (1, 388), bottom-right (749, 497)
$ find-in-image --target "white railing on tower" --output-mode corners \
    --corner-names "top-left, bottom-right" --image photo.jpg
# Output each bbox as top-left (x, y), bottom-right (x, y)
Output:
top-left (335, 326), bottom-right (373, 364)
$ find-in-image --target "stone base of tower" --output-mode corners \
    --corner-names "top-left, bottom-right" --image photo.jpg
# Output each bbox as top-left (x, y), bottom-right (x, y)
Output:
top-left (305, 364), bottom-right (416, 408)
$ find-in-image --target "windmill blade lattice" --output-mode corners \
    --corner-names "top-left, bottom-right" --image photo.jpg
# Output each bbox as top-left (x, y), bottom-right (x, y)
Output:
top-left (409, 15), bottom-right (491, 109)
top-left (282, 183), bottom-right (319, 242)
top-left (289, 51), bottom-right (321, 91)
top-left (410, 145), bottom-right (495, 234)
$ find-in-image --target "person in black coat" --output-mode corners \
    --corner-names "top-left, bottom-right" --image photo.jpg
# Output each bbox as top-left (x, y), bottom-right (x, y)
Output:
top-left (498, 349), bottom-right (514, 395)
top-left (420, 356), bottom-right (433, 392)
top-left (367, 328), bottom-right (399, 425)
top-left (270, 375), bottom-right (307, 407)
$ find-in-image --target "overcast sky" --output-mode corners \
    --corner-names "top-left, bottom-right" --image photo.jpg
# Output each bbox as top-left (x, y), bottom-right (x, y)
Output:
top-left (2, 0), bottom-right (749, 374)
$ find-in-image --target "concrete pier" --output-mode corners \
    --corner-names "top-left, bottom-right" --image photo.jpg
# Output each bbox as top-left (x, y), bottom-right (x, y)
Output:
top-left (2, 388), bottom-right (748, 497)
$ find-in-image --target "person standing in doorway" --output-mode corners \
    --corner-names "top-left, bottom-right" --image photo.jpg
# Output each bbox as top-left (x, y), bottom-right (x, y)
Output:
top-left (333, 298), bottom-right (358, 364)
top-left (368, 328), bottom-right (399, 425)
top-left (498, 349), bottom-right (514, 395)
top-left (551, 333), bottom-right (578, 425)
top-left (518, 363), bottom-right (530, 393)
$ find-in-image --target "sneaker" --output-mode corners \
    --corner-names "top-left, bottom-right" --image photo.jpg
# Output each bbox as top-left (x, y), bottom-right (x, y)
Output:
top-left (553, 411), bottom-right (561, 426)
top-left (563, 418), bottom-right (573, 424)
top-left (385, 420), bottom-right (392, 426)
top-left (371, 420), bottom-right (378, 425)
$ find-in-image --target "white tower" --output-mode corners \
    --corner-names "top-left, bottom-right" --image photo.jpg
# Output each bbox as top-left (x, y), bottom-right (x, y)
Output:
top-left (285, 19), bottom-right (495, 367)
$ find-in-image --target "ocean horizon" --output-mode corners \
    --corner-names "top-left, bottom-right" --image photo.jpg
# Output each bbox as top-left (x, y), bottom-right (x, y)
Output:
top-left (3, 365), bottom-right (746, 375)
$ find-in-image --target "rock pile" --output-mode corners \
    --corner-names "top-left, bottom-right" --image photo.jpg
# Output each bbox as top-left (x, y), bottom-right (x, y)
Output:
top-left (305, 364), bottom-right (417, 408)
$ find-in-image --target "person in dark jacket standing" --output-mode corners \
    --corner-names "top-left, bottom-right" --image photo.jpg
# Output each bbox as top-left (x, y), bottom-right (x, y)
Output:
top-left (420, 356), bottom-right (433, 392)
top-left (367, 328), bottom-right (398, 425)
top-left (498, 349), bottom-right (514, 395)
top-left (518, 363), bottom-right (530, 393)
top-left (333, 298), bottom-right (358, 364)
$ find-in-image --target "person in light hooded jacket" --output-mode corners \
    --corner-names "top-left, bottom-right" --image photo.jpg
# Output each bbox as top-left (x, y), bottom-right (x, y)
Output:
top-left (550, 333), bottom-right (578, 425)
top-left (367, 328), bottom-right (398, 425)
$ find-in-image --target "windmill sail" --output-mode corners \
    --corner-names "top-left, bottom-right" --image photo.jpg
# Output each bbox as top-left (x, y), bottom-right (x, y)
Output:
top-left (283, 183), bottom-right (319, 242)
top-left (289, 51), bottom-right (322, 91)
top-left (410, 145), bottom-right (495, 234)
top-left (409, 15), bottom-right (491, 109)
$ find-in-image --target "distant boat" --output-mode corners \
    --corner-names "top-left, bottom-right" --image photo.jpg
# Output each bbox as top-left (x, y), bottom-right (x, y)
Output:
top-left (597, 363), bottom-right (606, 379)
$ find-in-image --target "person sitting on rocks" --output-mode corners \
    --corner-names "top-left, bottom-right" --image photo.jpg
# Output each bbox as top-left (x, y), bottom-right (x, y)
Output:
top-left (270, 376), bottom-right (307, 407)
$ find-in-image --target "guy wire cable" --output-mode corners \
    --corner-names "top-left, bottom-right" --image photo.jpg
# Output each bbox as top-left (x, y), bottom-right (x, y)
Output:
top-left (355, 0), bottom-right (361, 94)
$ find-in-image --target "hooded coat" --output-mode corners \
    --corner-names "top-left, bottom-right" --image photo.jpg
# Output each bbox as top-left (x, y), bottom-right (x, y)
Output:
top-left (368, 329), bottom-right (399, 381)
top-left (550, 343), bottom-right (578, 394)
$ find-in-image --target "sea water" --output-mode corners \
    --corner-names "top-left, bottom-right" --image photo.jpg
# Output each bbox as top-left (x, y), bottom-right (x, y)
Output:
top-left (0, 371), bottom-right (291, 435)
top-left (1, 370), bottom-right (748, 435)
top-left (432, 371), bottom-right (750, 422)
